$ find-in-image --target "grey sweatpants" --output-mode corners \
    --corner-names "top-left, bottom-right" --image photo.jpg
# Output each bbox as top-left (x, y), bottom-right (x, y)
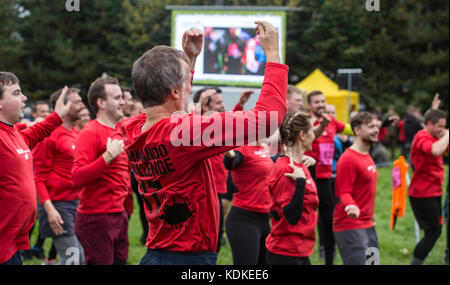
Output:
top-left (53, 235), bottom-right (85, 265)
top-left (334, 227), bottom-right (379, 265)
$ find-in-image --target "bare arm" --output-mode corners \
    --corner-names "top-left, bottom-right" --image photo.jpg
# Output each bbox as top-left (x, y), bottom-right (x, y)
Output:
top-left (432, 129), bottom-right (449, 157)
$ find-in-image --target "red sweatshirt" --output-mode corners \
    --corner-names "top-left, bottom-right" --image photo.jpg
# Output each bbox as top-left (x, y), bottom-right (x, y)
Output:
top-left (0, 112), bottom-right (62, 263)
top-left (333, 148), bottom-right (377, 232)
top-left (230, 145), bottom-right (274, 213)
top-left (306, 117), bottom-right (345, 179)
top-left (33, 126), bottom-right (79, 204)
top-left (266, 156), bottom-right (319, 257)
top-left (409, 130), bottom-right (444, 198)
top-left (121, 62), bottom-right (288, 253)
top-left (72, 119), bottom-right (130, 214)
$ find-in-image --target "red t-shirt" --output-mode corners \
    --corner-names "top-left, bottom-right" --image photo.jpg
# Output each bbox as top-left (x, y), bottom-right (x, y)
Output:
top-left (231, 145), bottom-right (274, 213)
top-left (72, 119), bottom-right (130, 214)
top-left (33, 126), bottom-right (79, 204)
top-left (306, 117), bottom-right (345, 179)
top-left (266, 156), bottom-right (319, 257)
top-left (208, 153), bottom-right (228, 194)
top-left (0, 112), bottom-right (62, 263)
top-left (333, 148), bottom-right (377, 232)
top-left (409, 130), bottom-right (444, 198)
top-left (121, 62), bottom-right (288, 253)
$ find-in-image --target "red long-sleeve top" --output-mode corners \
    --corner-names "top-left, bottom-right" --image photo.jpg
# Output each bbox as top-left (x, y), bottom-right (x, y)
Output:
top-left (0, 112), bottom-right (62, 263)
top-left (121, 62), bottom-right (288, 253)
top-left (333, 148), bottom-right (378, 232)
top-left (33, 126), bottom-right (79, 204)
top-left (72, 120), bottom-right (130, 214)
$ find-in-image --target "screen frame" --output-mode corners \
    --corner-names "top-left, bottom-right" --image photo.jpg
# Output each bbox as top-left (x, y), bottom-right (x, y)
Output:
top-left (171, 9), bottom-right (286, 87)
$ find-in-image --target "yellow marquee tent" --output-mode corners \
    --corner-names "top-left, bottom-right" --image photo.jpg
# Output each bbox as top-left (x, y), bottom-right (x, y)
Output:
top-left (296, 68), bottom-right (359, 123)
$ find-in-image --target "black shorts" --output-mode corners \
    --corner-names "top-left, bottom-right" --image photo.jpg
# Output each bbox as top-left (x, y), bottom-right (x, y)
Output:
top-left (409, 196), bottom-right (442, 230)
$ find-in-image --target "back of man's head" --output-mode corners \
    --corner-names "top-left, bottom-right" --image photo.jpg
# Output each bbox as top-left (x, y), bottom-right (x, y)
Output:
top-left (87, 77), bottom-right (119, 115)
top-left (132, 46), bottom-right (190, 108)
top-left (0, 72), bottom-right (20, 100)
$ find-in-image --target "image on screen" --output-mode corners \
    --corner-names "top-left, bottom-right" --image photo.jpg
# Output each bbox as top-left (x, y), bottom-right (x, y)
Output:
top-left (204, 27), bottom-right (266, 76)
top-left (172, 10), bottom-right (285, 86)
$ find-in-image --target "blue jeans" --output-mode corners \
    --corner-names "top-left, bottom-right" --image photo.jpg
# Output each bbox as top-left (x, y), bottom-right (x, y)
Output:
top-left (139, 249), bottom-right (217, 265)
top-left (0, 252), bottom-right (22, 265)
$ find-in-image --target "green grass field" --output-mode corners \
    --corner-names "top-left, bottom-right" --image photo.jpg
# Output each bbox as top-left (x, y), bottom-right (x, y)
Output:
top-left (24, 162), bottom-right (448, 265)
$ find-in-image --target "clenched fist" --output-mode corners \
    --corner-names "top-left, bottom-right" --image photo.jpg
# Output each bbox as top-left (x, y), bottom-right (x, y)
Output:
top-left (254, 21), bottom-right (280, 63)
top-left (103, 137), bottom-right (124, 164)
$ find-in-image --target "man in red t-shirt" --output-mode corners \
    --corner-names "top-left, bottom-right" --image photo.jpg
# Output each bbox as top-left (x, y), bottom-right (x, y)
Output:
top-left (409, 109), bottom-right (448, 265)
top-left (333, 112), bottom-right (380, 265)
top-left (33, 88), bottom-right (85, 265)
top-left (122, 22), bottom-right (288, 265)
top-left (72, 77), bottom-right (130, 265)
top-left (0, 72), bottom-right (72, 265)
top-left (305, 90), bottom-right (345, 265)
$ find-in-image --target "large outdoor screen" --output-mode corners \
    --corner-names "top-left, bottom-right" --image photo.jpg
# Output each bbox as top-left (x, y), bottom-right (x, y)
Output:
top-left (172, 10), bottom-right (286, 87)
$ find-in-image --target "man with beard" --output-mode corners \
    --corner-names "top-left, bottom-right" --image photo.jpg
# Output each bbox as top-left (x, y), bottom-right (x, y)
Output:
top-left (305, 91), bottom-right (345, 265)
top-left (72, 77), bottom-right (130, 265)
top-left (333, 112), bottom-right (380, 265)
top-left (33, 88), bottom-right (85, 265)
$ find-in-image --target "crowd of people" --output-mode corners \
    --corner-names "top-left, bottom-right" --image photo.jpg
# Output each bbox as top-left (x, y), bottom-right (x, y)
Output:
top-left (1, 21), bottom-right (448, 266)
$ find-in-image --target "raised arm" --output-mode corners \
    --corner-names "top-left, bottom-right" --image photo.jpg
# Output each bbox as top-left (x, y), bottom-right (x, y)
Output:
top-left (21, 87), bottom-right (72, 149)
top-left (182, 28), bottom-right (203, 72)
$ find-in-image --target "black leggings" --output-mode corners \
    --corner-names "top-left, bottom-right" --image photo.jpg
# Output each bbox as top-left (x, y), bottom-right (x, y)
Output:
top-left (266, 251), bottom-right (311, 265)
top-left (225, 206), bottom-right (270, 265)
top-left (410, 196), bottom-right (442, 260)
top-left (316, 178), bottom-right (336, 265)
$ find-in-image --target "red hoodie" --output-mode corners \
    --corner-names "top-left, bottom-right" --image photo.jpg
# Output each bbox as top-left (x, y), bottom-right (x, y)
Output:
top-left (0, 112), bottom-right (62, 263)
top-left (121, 62), bottom-right (288, 253)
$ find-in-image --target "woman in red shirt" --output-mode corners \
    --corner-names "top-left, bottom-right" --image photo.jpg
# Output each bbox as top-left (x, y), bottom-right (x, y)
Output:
top-left (223, 142), bottom-right (274, 265)
top-left (266, 111), bottom-right (319, 265)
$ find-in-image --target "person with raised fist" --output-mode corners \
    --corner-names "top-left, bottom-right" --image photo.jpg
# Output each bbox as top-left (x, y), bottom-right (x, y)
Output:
top-left (0, 72), bottom-right (72, 265)
top-left (122, 22), bottom-right (288, 265)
